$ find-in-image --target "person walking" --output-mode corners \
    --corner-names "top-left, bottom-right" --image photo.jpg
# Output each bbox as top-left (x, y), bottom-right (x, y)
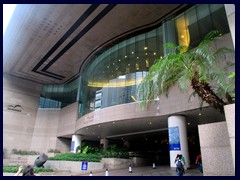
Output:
top-left (195, 154), bottom-right (203, 173)
top-left (176, 154), bottom-right (185, 176)
top-left (181, 154), bottom-right (187, 171)
top-left (14, 165), bottom-right (35, 176)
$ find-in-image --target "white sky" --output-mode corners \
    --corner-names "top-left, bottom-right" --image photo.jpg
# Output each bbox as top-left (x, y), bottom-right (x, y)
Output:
top-left (3, 4), bottom-right (17, 36)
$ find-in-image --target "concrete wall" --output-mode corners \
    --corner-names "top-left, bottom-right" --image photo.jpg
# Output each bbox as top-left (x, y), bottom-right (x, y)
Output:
top-left (225, 4), bottom-right (235, 48)
top-left (76, 84), bottom-right (209, 129)
top-left (198, 122), bottom-right (234, 176)
top-left (30, 109), bottom-right (61, 153)
top-left (3, 74), bottom-right (42, 155)
top-left (3, 72), bottom-right (77, 155)
top-left (101, 158), bottom-right (133, 169)
top-left (44, 160), bottom-right (104, 174)
top-left (224, 104), bottom-right (235, 170)
top-left (30, 102), bottom-right (78, 154)
top-left (57, 102), bottom-right (78, 137)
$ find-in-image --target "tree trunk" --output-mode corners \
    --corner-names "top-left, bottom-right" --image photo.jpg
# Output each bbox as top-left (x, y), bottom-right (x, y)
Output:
top-left (191, 78), bottom-right (225, 114)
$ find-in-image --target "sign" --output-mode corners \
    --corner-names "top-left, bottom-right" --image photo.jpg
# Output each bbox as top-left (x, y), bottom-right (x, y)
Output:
top-left (7, 105), bottom-right (23, 112)
top-left (81, 161), bottom-right (88, 171)
top-left (168, 126), bottom-right (181, 151)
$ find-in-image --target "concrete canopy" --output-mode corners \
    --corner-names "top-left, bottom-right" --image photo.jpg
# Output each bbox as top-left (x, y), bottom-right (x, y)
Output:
top-left (3, 4), bottom-right (190, 85)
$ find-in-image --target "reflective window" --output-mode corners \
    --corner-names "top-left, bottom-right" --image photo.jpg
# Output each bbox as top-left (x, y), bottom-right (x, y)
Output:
top-left (79, 27), bottom-right (164, 116)
top-left (37, 4), bottom-right (230, 115)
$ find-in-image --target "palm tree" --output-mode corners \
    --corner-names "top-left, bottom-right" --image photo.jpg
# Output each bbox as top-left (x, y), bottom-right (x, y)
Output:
top-left (136, 30), bottom-right (235, 114)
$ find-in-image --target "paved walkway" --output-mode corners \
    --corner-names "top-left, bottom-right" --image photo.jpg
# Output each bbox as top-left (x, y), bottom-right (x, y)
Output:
top-left (4, 166), bottom-right (203, 176)
top-left (73, 166), bottom-right (203, 176)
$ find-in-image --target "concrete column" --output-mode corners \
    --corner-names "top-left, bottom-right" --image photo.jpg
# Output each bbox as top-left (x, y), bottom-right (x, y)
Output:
top-left (71, 135), bottom-right (82, 153)
top-left (224, 104), bottom-right (235, 171)
top-left (224, 4), bottom-right (235, 49)
top-left (168, 115), bottom-right (190, 168)
top-left (100, 138), bottom-right (109, 150)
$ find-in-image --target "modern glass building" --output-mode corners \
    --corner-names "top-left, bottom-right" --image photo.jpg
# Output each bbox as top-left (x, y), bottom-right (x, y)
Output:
top-left (3, 4), bottom-right (235, 175)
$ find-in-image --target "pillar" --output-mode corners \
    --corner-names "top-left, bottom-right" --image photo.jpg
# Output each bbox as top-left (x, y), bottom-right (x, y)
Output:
top-left (71, 135), bottom-right (82, 153)
top-left (168, 115), bottom-right (190, 168)
top-left (224, 4), bottom-right (235, 49)
top-left (100, 138), bottom-right (109, 150)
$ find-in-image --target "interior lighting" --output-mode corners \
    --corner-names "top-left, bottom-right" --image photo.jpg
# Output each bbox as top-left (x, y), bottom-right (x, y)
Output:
top-left (153, 52), bottom-right (156, 55)
top-left (137, 57), bottom-right (139, 59)
top-left (118, 75), bottom-right (126, 79)
top-left (132, 51), bottom-right (134, 54)
top-left (131, 95), bottom-right (136, 102)
top-left (119, 59), bottom-right (121, 61)
top-left (181, 35), bottom-right (184, 38)
top-left (145, 59), bottom-right (149, 67)
top-left (199, 113), bottom-right (201, 116)
top-left (188, 122), bottom-right (190, 125)
top-left (125, 55), bottom-right (127, 58)
top-left (136, 63), bottom-right (139, 70)
top-left (144, 47), bottom-right (148, 50)
top-left (149, 122), bottom-right (152, 125)
top-left (145, 53), bottom-right (148, 55)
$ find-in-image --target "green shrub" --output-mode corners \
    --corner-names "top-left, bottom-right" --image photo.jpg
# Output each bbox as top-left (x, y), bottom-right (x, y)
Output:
top-left (3, 166), bottom-right (53, 173)
top-left (100, 144), bottom-right (129, 159)
top-left (48, 153), bottom-right (101, 162)
top-left (48, 149), bottom-right (61, 153)
top-left (11, 148), bottom-right (40, 155)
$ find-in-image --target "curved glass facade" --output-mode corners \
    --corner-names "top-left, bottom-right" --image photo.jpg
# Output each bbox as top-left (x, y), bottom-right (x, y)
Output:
top-left (78, 26), bottom-right (164, 115)
top-left (38, 4), bottom-right (230, 117)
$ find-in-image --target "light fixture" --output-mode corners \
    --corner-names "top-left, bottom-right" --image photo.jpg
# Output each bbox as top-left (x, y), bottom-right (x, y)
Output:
top-left (136, 63), bottom-right (139, 70)
top-left (149, 122), bottom-right (152, 125)
top-left (199, 113), bottom-right (201, 116)
top-left (144, 47), bottom-right (148, 50)
top-left (131, 95), bottom-right (136, 102)
top-left (132, 51), bottom-right (134, 54)
top-left (125, 55), bottom-right (127, 58)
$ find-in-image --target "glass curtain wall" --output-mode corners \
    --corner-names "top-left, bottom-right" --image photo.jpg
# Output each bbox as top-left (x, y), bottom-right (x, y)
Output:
top-left (79, 27), bottom-right (164, 116)
top-left (37, 4), bottom-right (230, 116)
top-left (39, 77), bottom-right (79, 108)
top-left (78, 4), bottom-right (229, 117)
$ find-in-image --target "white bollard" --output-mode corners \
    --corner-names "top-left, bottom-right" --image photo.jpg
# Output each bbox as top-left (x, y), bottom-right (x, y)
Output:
top-left (105, 169), bottom-right (109, 176)
top-left (153, 163), bottom-right (156, 169)
top-left (89, 171), bottom-right (93, 176)
top-left (129, 165), bottom-right (132, 173)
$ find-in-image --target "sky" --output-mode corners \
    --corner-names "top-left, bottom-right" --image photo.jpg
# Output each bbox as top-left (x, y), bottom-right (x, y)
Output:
top-left (3, 4), bottom-right (16, 36)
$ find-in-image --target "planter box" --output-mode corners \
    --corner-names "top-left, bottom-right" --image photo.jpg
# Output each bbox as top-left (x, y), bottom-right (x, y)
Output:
top-left (44, 160), bottom-right (104, 174)
top-left (3, 154), bottom-right (39, 166)
top-left (101, 158), bottom-right (132, 169)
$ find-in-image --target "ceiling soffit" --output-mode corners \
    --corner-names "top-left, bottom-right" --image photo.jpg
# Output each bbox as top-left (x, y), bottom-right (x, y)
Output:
top-left (3, 4), bottom-right (191, 84)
